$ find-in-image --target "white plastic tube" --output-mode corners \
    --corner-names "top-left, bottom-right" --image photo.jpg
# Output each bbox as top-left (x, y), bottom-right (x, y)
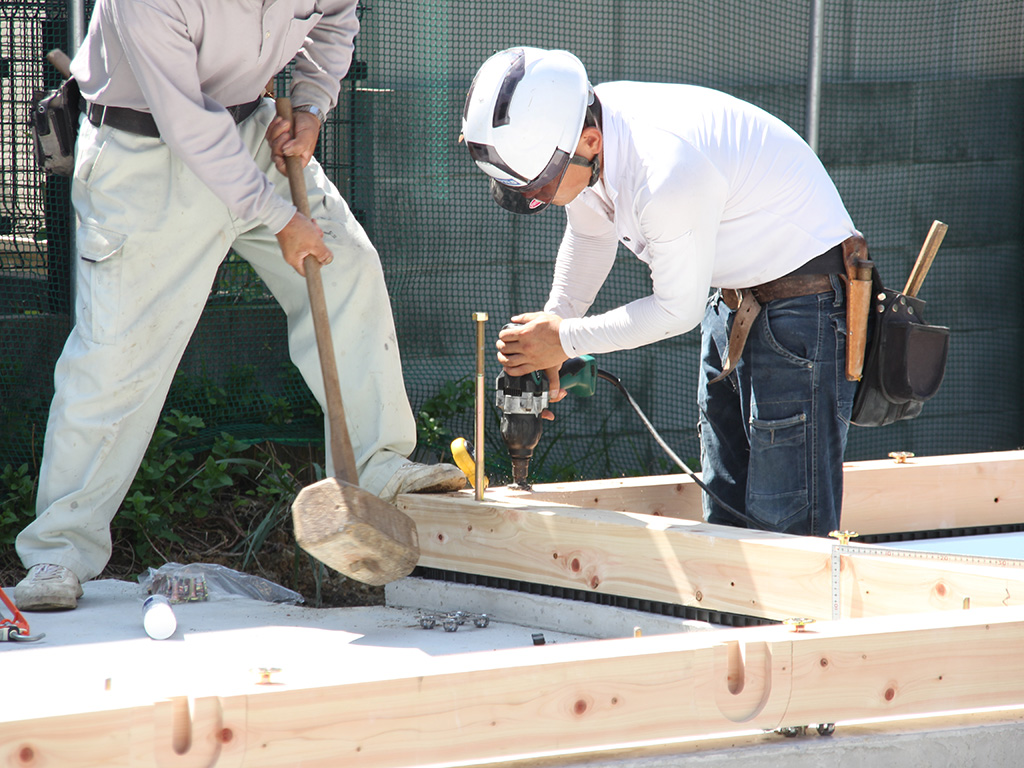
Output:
top-left (142, 595), bottom-right (177, 640)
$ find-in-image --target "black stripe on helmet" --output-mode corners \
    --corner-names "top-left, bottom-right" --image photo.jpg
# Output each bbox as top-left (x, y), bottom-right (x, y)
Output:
top-left (492, 48), bottom-right (525, 127)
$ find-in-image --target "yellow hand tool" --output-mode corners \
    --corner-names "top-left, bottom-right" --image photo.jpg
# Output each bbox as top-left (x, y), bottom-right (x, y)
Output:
top-left (451, 437), bottom-right (488, 489)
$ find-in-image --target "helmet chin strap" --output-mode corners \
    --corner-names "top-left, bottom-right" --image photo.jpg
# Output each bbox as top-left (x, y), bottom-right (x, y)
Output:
top-left (569, 153), bottom-right (601, 187)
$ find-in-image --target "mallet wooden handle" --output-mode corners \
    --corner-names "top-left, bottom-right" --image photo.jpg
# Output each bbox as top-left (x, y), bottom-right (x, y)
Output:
top-left (276, 97), bottom-right (358, 484)
top-left (904, 220), bottom-right (948, 298)
top-left (46, 49), bottom-right (72, 79)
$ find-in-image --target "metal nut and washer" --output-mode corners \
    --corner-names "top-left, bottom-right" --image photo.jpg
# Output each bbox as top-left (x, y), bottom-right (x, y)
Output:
top-left (829, 530), bottom-right (859, 547)
top-left (255, 667), bottom-right (281, 685)
top-left (783, 617), bottom-right (815, 632)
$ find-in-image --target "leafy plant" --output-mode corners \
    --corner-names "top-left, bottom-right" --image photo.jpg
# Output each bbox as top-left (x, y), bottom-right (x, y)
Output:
top-left (415, 377), bottom-right (477, 461)
top-left (0, 464), bottom-right (36, 545)
top-left (231, 447), bottom-right (313, 569)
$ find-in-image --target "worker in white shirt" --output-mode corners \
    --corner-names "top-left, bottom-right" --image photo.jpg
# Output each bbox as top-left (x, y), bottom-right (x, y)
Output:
top-left (461, 47), bottom-right (864, 538)
top-left (15, 0), bottom-right (465, 611)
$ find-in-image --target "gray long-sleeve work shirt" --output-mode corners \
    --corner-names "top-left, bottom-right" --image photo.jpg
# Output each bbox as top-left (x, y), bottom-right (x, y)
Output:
top-left (71, 0), bottom-right (359, 233)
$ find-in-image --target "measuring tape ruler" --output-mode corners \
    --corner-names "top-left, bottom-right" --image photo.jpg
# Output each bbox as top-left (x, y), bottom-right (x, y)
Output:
top-left (830, 543), bottom-right (1024, 621)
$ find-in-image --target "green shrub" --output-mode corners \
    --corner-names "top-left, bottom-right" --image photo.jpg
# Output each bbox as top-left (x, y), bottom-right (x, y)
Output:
top-left (0, 464), bottom-right (36, 545)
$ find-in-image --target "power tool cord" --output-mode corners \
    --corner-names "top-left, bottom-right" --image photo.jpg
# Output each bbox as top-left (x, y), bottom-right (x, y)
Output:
top-left (594, 369), bottom-right (762, 529)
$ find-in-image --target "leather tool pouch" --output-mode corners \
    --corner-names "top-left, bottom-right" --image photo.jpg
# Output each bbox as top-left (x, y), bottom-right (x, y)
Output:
top-left (851, 270), bottom-right (950, 427)
top-left (31, 77), bottom-right (81, 176)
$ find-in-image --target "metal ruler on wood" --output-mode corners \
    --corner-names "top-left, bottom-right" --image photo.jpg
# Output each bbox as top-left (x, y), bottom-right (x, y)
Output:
top-left (830, 542), bottom-right (1024, 620)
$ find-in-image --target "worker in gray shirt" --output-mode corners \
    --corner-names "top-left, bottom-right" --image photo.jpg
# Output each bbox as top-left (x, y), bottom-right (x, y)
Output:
top-left (14, 0), bottom-right (465, 611)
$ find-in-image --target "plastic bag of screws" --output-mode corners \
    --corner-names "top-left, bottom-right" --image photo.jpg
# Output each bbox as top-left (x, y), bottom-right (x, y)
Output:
top-left (139, 562), bottom-right (304, 605)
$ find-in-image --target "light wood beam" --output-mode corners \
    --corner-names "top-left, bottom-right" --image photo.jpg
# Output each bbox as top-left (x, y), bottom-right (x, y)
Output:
top-left (399, 493), bottom-right (1024, 621)
top-left (486, 450), bottom-right (1024, 535)
top-left (6, 608), bottom-right (1024, 767)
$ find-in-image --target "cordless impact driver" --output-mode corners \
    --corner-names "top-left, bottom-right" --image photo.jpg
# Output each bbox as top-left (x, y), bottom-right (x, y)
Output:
top-left (495, 355), bottom-right (597, 489)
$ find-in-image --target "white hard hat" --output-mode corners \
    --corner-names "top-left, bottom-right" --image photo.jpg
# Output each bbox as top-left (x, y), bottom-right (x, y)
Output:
top-left (462, 47), bottom-right (593, 214)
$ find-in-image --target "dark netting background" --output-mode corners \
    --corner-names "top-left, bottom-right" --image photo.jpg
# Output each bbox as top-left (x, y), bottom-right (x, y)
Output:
top-left (2, 1), bottom-right (1022, 488)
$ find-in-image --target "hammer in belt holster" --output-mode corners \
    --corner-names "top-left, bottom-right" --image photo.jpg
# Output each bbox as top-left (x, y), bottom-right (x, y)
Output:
top-left (841, 235), bottom-right (873, 381)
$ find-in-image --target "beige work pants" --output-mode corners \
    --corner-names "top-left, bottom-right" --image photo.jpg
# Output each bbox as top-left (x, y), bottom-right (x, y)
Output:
top-left (17, 101), bottom-right (416, 581)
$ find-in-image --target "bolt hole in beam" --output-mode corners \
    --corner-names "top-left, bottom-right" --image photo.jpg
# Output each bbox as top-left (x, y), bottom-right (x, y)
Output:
top-left (155, 696), bottom-right (225, 767)
top-left (727, 640), bottom-right (745, 694)
top-left (716, 640), bottom-right (784, 724)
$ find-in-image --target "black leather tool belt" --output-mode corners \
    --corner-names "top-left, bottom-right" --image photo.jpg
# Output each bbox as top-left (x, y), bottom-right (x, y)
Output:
top-left (83, 96), bottom-right (264, 138)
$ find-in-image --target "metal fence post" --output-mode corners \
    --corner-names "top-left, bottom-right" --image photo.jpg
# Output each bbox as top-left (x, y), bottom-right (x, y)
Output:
top-left (806, 0), bottom-right (825, 154)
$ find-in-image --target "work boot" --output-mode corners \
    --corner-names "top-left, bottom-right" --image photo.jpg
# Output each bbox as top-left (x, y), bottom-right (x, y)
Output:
top-left (13, 564), bottom-right (83, 611)
top-left (379, 461), bottom-right (467, 503)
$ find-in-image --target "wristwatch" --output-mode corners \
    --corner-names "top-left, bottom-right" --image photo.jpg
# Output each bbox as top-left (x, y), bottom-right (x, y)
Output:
top-left (293, 104), bottom-right (327, 126)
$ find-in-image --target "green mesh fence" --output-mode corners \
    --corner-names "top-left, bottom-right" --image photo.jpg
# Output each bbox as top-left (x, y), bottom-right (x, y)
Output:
top-left (2, 1), bottom-right (1022, 487)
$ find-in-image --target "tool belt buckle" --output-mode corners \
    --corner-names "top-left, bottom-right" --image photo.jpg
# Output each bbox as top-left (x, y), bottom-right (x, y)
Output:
top-left (710, 288), bottom-right (761, 384)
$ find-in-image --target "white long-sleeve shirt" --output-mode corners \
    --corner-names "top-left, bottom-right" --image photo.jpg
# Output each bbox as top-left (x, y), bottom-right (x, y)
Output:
top-left (547, 82), bottom-right (857, 357)
top-left (70, 0), bottom-right (359, 234)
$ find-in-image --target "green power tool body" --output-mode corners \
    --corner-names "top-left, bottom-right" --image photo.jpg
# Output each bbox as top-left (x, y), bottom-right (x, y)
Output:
top-left (495, 355), bottom-right (597, 489)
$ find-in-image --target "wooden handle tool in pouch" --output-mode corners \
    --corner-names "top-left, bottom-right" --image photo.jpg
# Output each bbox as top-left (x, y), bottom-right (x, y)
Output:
top-left (842, 236), bottom-right (873, 381)
top-left (276, 97), bottom-right (420, 586)
top-left (904, 220), bottom-right (948, 298)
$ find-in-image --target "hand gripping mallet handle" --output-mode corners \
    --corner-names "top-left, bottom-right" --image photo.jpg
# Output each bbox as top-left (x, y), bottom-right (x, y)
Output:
top-left (904, 220), bottom-right (948, 298)
top-left (275, 97), bottom-right (358, 482)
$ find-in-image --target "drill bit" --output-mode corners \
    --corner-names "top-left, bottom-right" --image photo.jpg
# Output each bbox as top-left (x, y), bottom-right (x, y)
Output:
top-left (500, 413), bottom-right (544, 490)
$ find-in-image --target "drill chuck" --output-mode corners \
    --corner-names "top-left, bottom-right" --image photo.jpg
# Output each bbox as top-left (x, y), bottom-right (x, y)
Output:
top-left (494, 372), bottom-right (549, 415)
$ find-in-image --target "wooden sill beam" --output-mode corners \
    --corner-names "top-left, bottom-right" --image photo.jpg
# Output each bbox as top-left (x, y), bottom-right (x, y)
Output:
top-left (493, 450), bottom-right (1024, 536)
top-left (399, 493), bottom-right (1024, 622)
top-left (7, 607), bottom-right (1024, 767)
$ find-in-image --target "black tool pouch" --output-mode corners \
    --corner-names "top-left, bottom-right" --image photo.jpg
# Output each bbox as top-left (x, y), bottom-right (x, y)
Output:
top-left (851, 271), bottom-right (950, 427)
top-left (30, 77), bottom-right (81, 176)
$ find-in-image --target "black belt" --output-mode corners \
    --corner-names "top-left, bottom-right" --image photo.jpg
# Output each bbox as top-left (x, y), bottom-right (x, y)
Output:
top-left (82, 96), bottom-right (265, 138)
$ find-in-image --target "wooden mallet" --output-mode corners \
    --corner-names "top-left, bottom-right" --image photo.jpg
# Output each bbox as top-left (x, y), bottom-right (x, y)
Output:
top-left (904, 220), bottom-right (948, 298)
top-left (277, 98), bottom-right (419, 586)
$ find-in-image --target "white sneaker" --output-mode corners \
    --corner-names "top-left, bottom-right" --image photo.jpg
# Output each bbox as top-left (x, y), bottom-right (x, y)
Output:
top-left (379, 461), bottom-right (467, 503)
top-left (14, 564), bottom-right (83, 611)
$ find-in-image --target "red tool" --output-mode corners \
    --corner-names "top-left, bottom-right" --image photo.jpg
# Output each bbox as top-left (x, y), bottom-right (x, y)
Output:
top-left (0, 586), bottom-right (44, 642)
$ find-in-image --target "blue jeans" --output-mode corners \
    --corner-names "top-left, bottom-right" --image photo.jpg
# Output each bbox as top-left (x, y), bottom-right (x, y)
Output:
top-left (698, 275), bottom-right (858, 537)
